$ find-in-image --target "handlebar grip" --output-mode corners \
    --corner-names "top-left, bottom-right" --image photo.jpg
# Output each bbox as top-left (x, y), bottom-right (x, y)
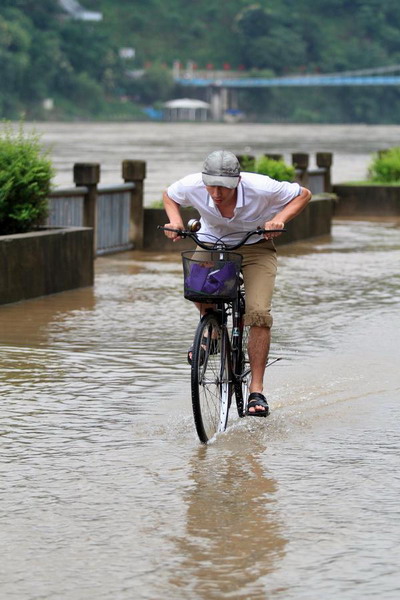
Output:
top-left (157, 225), bottom-right (186, 237)
top-left (158, 225), bottom-right (179, 232)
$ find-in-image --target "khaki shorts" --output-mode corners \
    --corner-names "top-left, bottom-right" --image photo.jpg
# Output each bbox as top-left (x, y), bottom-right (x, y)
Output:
top-left (239, 239), bottom-right (277, 328)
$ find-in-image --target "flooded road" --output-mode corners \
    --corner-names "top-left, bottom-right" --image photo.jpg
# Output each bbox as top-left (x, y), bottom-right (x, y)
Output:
top-left (1, 219), bottom-right (400, 599)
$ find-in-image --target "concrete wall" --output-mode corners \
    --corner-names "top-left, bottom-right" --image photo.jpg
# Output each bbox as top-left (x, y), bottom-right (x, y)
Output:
top-left (0, 227), bottom-right (94, 305)
top-left (143, 194), bottom-right (335, 252)
top-left (277, 194), bottom-right (334, 245)
top-left (333, 185), bottom-right (400, 216)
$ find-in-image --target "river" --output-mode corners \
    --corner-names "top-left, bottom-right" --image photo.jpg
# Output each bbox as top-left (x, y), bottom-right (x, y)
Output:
top-left (1, 123), bottom-right (400, 599)
top-left (21, 121), bottom-right (400, 204)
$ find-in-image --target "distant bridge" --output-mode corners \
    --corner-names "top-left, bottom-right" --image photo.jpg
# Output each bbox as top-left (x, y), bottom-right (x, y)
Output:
top-left (175, 74), bottom-right (400, 88)
top-left (172, 65), bottom-right (400, 120)
top-left (174, 64), bottom-right (400, 88)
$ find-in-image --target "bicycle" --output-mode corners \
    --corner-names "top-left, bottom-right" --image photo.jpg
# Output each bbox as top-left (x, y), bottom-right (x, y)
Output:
top-left (159, 220), bottom-right (285, 444)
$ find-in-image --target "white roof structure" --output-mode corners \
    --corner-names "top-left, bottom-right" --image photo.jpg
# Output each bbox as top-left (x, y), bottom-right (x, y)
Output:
top-left (164, 98), bottom-right (210, 109)
top-left (164, 98), bottom-right (210, 121)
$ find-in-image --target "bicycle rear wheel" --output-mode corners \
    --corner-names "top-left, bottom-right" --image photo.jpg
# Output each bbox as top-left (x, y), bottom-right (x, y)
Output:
top-left (191, 312), bottom-right (232, 443)
top-left (233, 293), bottom-right (250, 418)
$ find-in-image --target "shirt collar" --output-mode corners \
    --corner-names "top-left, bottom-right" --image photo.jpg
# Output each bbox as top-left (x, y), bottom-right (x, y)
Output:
top-left (236, 182), bottom-right (244, 208)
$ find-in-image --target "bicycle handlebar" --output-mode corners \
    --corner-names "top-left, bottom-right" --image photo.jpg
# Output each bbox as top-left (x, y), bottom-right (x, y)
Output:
top-left (157, 224), bottom-right (286, 251)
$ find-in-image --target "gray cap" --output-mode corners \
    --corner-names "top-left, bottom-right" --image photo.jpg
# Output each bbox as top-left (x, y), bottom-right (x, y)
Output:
top-left (202, 150), bottom-right (241, 189)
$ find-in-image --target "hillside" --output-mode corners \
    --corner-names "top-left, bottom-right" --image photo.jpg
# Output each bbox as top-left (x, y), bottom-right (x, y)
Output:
top-left (90, 0), bottom-right (400, 73)
top-left (1, 0), bottom-right (400, 122)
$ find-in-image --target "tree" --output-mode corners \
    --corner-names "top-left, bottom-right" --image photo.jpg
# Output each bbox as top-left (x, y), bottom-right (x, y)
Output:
top-left (129, 64), bottom-right (175, 104)
top-left (234, 4), bottom-right (307, 73)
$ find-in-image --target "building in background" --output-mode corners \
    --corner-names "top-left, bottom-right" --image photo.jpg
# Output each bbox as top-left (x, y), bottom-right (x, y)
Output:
top-left (163, 98), bottom-right (210, 121)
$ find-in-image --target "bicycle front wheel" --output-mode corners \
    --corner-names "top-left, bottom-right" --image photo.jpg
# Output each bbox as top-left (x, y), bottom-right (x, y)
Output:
top-left (191, 313), bottom-right (232, 443)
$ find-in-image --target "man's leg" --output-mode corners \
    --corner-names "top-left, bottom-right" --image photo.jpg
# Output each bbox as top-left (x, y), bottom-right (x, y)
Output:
top-left (187, 302), bottom-right (216, 364)
top-left (240, 240), bottom-right (277, 415)
top-left (195, 301), bottom-right (215, 315)
top-left (248, 325), bottom-right (271, 393)
top-left (247, 325), bottom-right (271, 413)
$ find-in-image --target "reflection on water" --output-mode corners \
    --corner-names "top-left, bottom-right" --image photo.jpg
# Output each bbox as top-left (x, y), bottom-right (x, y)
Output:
top-left (1, 219), bottom-right (400, 599)
top-left (171, 444), bottom-right (285, 600)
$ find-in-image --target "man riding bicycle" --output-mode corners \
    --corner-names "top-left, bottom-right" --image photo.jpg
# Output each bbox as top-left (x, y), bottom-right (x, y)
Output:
top-left (163, 150), bottom-right (311, 416)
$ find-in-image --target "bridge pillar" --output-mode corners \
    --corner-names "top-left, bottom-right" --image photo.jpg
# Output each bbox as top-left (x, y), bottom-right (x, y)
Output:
top-left (210, 86), bottom-right (228, 121)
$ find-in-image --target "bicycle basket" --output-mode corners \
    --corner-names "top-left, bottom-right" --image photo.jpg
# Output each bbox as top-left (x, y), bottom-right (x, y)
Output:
top-left (182, 250), bottom-right (242, 302)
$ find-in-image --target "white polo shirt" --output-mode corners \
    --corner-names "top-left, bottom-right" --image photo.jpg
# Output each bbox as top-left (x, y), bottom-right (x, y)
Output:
top-left (167, 171), bottom-right (301, 245)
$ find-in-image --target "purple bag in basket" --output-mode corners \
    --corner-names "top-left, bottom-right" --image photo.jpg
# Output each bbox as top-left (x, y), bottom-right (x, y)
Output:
top-left (187, 262), bottom-right (237, 295)
top-left (203, 262), bottom-right (237, 294)
top-left (186, 263), bottom-right (210, 292)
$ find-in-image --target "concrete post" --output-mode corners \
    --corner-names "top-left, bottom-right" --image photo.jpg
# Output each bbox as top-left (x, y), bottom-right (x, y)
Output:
top-left (316, 152), bottom-right (333, 192)
top-left (292, 153), bottom-right (309, 187)
top-left (73, 163), bottom-right (100, 252)
top-left (122, 159), bottom-right (146, 250)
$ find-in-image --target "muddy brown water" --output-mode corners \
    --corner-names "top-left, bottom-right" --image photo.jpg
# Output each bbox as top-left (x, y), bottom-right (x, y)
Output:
top-left (1, 217), bottom-right (400, 599)
top-left (14, 121), bottom-right (400, 204)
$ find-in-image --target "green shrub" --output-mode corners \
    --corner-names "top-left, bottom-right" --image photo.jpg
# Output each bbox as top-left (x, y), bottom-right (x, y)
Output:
top-left (368, 147), bottom-right (400, 183)
top-left (0, 123), bottom-right (54, 235)
top-left (254, 155), bottom-right (296, 181)
top-left (239, 154), bottom-right (256, 172)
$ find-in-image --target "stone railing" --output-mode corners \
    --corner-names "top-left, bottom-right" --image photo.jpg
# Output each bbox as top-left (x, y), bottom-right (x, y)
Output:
top-left (47, 161), bottom-right (146, 254)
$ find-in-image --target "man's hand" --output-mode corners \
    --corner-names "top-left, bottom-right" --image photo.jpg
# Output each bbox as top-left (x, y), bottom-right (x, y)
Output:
top-left (163, 222), bottom-right (184, 242)
top-left (263, 220), bottom-right (285, 239)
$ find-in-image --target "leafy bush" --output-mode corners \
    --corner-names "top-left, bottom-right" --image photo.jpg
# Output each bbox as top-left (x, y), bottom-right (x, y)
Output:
top-left (368, 148), bottom-right (400, 183)
top-left (0, 123), bottom-right (54, 235)
top-left (254, 155), bottom-right (295, 181)
top-left (238, 154), bottom-right (256, 171)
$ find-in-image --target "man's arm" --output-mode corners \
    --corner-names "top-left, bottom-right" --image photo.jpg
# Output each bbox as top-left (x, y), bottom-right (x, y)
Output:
top-left (163, 191), bottom-right (185, 242)
top-left (264, 186), bottom-right (312, 239)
